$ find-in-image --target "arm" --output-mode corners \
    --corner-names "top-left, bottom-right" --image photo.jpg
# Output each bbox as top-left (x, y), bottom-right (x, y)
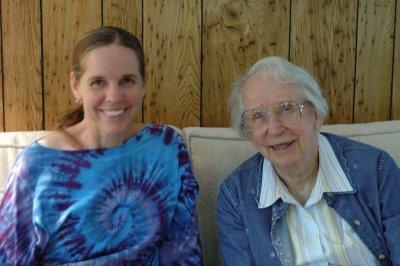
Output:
top-left (159, 140), bottom-right (202, 266)
top-left (378, 152), bottom-right (400, 264)
top-left (0, 158), bottom-right (41, 266)
top-left (217, 179), bottom-right (255, 266)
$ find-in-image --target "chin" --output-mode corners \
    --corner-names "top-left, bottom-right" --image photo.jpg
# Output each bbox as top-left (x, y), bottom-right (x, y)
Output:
top-left (267, 154), bottom-right (298, 168)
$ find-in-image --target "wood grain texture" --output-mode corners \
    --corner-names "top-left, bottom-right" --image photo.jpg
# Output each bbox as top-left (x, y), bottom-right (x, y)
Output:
top-left (291, 0), bottom-right (357, 124)
top-left (103, 0), bottom-right (142, 36)
top-left (392, 1), bottom-right (400, 119)
top-left (354, 0), bottom-right (395, 123)
top-left (0, 3), bottom-right (4, 132)
top-left (1, 1), bottom-right (399, 132)
top-left (202, 0), bottom-right (290, 127)
top-left (2, 0), bottom-right (42, 131)
top-left (143, 0), bottom-right (201, 128)
top-left (43, 0), bottom-right (101, 130)
top-left (103, 0), bottom-right (143, 123)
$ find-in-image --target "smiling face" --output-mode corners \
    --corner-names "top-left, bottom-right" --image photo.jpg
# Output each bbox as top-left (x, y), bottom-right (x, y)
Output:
top-left (70, 44), bottom-right (145, 137)
top-left (241, 72), bottom-right (323, 173)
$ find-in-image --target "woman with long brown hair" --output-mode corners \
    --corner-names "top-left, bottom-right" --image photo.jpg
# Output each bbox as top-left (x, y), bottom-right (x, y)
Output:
top-left (0, 26), bottom-right (202, 265)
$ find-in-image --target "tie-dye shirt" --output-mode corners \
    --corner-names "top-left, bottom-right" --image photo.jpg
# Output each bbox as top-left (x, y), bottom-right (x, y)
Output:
top-left (0, 124), bottom-right (202, 265)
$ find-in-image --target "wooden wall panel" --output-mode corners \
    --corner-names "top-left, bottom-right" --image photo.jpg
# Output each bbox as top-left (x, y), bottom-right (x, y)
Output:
top-left (0, 3), bottom-right (3, 132)
top-left (0, 1), bottom-right (399, 132)
top-left (202, 0), bottom-right (290, 127)
top-left (103, 0), bottom-right (142, 36)
top-left (291, 0), bottom-right (357, 124)
top-left (103, 0), bottom-right (143, 123)
top-left (43, 0), bottom-right (102, 130)
top-left (354, 0), bottom-right (395, 123)
top-left (143, 0), bottom-right (201, 127)
top-left (392, 1), bottom-right (400, 119)
top-left (2, 0), bottom-right (42, 131)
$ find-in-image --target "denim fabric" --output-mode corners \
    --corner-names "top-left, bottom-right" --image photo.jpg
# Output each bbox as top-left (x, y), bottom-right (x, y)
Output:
top-left (217, 132), bottom-right (400, 265)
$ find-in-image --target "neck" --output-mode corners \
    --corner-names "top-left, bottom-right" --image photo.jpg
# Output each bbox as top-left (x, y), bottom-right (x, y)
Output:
top-left (274, 155), bottom-right (319, 205)
top-left (66, 122), bottom-right (142, 149)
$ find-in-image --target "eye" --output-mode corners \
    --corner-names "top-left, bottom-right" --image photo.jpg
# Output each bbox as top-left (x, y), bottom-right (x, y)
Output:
top-left (279, 102), bottom-right (296, 114)
top-left (120, 77), bottom-right (136, 86)
top-left (90, 79), bottom-right (105, 87)
top-left (251, 110), bottom-right (265, 121)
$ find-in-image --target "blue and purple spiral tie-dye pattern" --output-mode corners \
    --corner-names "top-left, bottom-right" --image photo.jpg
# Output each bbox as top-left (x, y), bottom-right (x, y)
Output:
top-left (0, 124), bottom-right (202, 265)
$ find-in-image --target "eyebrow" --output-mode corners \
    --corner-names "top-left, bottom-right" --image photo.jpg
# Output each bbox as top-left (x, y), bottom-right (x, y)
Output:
top-left (87, 73), bottom-right (139, 81)
top-left (88, 76), bottom-right (103, 81)
top-left (120, 74), bottom-right (139, 80)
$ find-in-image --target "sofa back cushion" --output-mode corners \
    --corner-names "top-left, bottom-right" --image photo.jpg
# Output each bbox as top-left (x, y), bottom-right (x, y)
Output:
top-left (0, 131), bottom-right (49, 198)
top-left (183, 120), bottom-right (400, 266)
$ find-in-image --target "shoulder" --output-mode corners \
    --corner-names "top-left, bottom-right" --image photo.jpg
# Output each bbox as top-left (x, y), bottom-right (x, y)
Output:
top-left (321, 132), bottom-right (386, 160)
top-left (37, 131), bottom-right (60, 147)
top-left (144, 123), bottom-right (184, 145)
top-left (37, 129), bottom-right (79, 150)
top-left (231, 153), bottom-right (263, 175)
top-left (145, 123), bottom-right (182, 135)
top-left (320, 132), bottom-right (398, 186)
top-left (220, 153), bottom-right (263, 192)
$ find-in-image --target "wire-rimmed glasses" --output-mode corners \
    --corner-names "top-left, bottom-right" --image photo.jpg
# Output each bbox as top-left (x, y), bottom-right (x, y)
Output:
top-left (241, 101), bottom-right (308, 131)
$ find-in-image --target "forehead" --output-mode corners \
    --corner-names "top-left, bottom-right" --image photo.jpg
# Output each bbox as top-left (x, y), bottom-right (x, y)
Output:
top-left (81, 44), bottom-right (140, 77)
top-left (241, 72), bottom-right (303, 108)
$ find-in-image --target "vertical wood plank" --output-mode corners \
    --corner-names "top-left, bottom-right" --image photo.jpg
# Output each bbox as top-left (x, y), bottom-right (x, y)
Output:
top-left (0, 2), bottom-right (4, 132)
top-left (354, 0), bottom-right (395, 122)
top-left (291, 0), bottom-right (357, 124)
top-left (2, 0), bottom-right (42, 131)
top-left (143, 0), bottom-right (201, 128)
top-left (43, 0), bottom-right (102, 130)
top-left (103, 0), bottom-right (143, 123)
top-left (202, 0), bottom-right (290, 127)
top-left (392, 0), bottom-right (400, 119)
top-left (103, 0), bottom-right (142, 37)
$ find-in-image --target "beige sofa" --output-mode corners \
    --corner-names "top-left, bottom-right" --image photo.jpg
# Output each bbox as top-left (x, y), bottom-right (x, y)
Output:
top-left (1, 120), bottom-right (400, 265)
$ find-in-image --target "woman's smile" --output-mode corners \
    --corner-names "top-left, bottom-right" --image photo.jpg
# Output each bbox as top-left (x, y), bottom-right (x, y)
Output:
top-left (268, 139), bottom-right (296, 153)
top-left (100, 108), bottom-right (128, 117)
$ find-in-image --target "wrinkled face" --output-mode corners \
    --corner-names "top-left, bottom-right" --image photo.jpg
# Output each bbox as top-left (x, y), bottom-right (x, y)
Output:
top-left (71, 44), bottom-right (145, 136)
top-left (241, 72), bottom-right (323, 171)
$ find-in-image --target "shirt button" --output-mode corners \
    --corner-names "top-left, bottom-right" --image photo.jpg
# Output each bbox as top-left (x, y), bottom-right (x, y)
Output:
top-left (353, 220), bottom-right (361, 227)
top-left (378, 254), bottom-right (385, 260)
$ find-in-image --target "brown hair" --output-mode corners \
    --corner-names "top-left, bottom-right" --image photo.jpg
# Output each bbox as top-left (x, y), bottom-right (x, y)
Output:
top-left (57, 26), bottom-right (145, 129)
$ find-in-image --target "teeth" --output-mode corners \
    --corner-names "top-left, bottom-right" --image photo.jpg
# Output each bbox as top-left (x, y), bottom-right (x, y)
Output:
top-left (272, 142), bottom-right (292, 150)
top-left (103, 109), bottom-right (125, 117)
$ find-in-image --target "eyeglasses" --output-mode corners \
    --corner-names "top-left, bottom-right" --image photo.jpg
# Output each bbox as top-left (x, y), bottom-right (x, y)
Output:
top-left (241, 101), bottom-right (308, 131)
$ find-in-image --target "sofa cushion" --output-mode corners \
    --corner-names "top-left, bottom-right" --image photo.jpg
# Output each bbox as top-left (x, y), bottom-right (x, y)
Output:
top-left (183, 120), bottom-right (400, 266)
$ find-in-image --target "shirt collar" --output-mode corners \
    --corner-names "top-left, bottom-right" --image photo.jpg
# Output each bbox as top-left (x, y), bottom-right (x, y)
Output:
top-left (258, 133), bottom-right (354, 209)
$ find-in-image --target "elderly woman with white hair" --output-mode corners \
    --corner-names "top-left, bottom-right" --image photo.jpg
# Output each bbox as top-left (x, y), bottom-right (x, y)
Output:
top-left (217, 56), bottom-right (400, 265)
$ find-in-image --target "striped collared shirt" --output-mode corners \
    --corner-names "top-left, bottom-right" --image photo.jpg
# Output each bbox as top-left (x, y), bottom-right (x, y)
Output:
top-left (258, 133), bottom-right (377, 265)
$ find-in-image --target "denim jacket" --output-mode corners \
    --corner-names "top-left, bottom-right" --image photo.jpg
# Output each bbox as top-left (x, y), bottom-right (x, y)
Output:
top-left (217, 133), bottom-right (400, 265)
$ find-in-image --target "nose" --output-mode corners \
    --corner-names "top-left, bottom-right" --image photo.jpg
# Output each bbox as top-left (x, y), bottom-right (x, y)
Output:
top-left (267, 115), bottom-right (284, 136)
top-left (106, 83), bottom-right (123, 102)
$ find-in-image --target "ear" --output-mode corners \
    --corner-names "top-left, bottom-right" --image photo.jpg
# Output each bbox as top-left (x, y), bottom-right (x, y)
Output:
top-left (70, 72), bottom-right (81, 100)
top-left (314, 115), bottom-right (324, 131)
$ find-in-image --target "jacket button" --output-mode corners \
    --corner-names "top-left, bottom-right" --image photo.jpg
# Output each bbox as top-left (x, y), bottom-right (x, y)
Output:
top-left (353, 220), bottom-right (361, 226)
top-left (378, 254), bottom-right (385, 260)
